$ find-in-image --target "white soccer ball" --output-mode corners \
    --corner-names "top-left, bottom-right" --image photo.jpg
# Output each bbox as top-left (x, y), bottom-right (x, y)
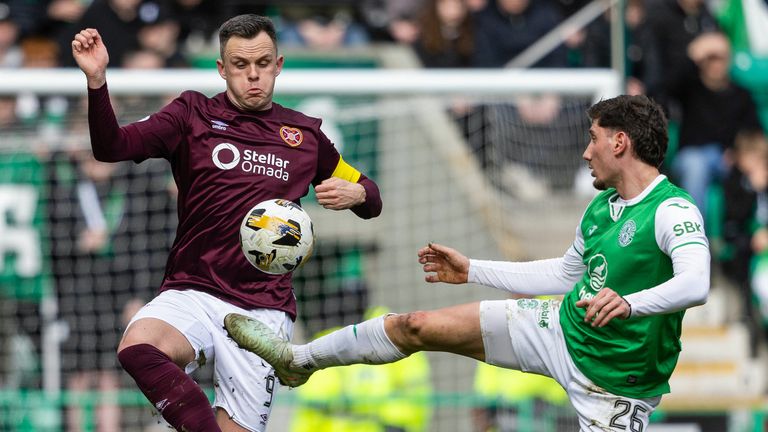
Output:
top-left (239, 199), bottom-right (315, 275)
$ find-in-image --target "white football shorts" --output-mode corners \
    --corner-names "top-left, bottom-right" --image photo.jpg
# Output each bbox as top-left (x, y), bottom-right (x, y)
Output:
top-left (479, 298), bottom-right (661, 432)
top-left (127, 289), bottom-right (293, 432)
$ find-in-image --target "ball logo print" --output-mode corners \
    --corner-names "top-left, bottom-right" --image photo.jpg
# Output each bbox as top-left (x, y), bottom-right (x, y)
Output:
top-left (240, 199), bottom-right (315, 274)
top-left (279, 126), bottom-right (303, 147)
top-left (212, 143), bottom-right (240, 170)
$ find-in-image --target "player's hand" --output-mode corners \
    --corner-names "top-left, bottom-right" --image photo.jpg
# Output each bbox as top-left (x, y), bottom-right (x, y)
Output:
top-left (418, 243), bottom-right (469, 284)
top-left (315, 177), bottom-right (365, 210)
top-left (575, 288), bottom-right (630, 327)
top-left (71, 28), bottom-right (109, 89)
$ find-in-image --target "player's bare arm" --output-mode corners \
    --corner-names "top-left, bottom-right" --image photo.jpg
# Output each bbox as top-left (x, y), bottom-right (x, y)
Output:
top-left (418, 243), bottom-right (469, 284)
top-left (575, 287), bottom-right (630, 327)
top-left (71, 28), bottom-right (109, 89)
top-left (315, 177), bottom-right (366, 210)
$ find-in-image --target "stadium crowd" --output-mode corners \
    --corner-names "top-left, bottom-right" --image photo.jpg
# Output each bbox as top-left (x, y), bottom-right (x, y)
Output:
top-left (1, 0), bottom-right (768, 431)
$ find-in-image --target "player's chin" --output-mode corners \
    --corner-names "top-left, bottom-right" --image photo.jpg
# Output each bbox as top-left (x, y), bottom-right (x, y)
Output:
top-left (592, 179), bottom-right (608, 191)
top-left (243, 100), bottom-right (269, 111)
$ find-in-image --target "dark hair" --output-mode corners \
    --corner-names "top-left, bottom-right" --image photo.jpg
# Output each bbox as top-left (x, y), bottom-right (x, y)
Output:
top-left (218, 14), bottom-right (278, 59)
top-left (587, 95), bottom-right (668, 168)
top-left (418, 0), bottom-right (474, 60)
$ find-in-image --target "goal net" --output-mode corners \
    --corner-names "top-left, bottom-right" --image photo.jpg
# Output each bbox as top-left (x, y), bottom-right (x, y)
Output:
top-left (0, 66), bottom-right (618, 431)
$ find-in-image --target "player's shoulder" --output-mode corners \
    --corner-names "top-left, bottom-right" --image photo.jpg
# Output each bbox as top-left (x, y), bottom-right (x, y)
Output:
top-left (271, 103), bottom-right (322, 129)
top-left (656, 178), bottom-right (696, 205)
top-left (655, 195), bottom-right (704, 234)
top-left (177, 89), bottom-right (208, 102)
top-left (167, 90), bottom-right (212, 110)
top-left (656, 196), bottom-right (699, 216)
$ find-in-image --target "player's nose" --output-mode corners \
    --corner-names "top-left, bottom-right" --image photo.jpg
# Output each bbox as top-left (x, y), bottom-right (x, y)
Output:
top-left (247, 65), bottom-right (259, 80)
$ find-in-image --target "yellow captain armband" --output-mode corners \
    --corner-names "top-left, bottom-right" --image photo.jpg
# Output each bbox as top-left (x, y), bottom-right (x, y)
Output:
top-left (331, 156), bottom-right (361, 183)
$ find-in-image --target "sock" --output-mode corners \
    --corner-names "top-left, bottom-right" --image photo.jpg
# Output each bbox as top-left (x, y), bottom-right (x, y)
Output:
top-left (292, 315), bottom-right (406, 369)
top-left (118, 344), bottom-right (221, 432)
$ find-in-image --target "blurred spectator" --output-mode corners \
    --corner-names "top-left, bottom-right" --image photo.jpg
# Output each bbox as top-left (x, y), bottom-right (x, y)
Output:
top-left (0, 95), bottom-right (40, 395)
top-left (549, 0), bottom-right (590, 17)
top-left (122, 48), bottom-right (165, 69)
top-left (110, 157), bottom-right (176, 319)
top-left (465, 0), bottom-right (487, 11)
top-left (171, 0), bottom-right (229, 55)
top-left (0, 96), bottom-right (49, 432)
top-left (20, 34), bottom-right (58, 67)
top-left (471, 0), bottom-right (567, 68)
top-left (667, 32), bottom-right (762, 219)
top-left (718, 0), bottom-right (768, 55)
top-left (62, 0), bottom-right (146, 67)
top-left (136, 8), bottom-right (187, 67)
top-left (413, 0), bottom-right (474, 68)
top-left (109, 158), bottom-right (176, 428)
top-left (45, 0), bottom-right (87, 50)
top-left (1, 0), bottom-right (47, 38)
top-left (46, 146), bottom-right (127, 432)
top-left (0, 94), bottom-right (17, 128)
top-left (486, 94), bottom-right (590, 196)
top-left (358, 0), bottom-right (425, 43)
top-left (15, 36), bottom-right (69, 154)
top-left (473, 362), bottom-right (570, 432)
top-left (623, 0), bottom-right (655, 95)
top-left (0, 9), bottom-right (21, 67)
top-left (544, 0), bottom-right (591, 69)
top-left (578, 0), bottom-right (653, 94)
top-left (722, 130), bottom-right (768, 335)
top-left (641, 0), bottom-right (719, 110)
top-left (279, 5), bottom-right (369, 49)
top-left (45, 0), bottom-right (86, 30)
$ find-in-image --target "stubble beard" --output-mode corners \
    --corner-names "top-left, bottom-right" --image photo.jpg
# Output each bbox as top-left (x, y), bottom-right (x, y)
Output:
top-left (593, 178), bottom-right (607, 191)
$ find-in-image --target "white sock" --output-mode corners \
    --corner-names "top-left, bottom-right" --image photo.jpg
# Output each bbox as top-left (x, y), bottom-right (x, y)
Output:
top-left (291, 315), bottom-right (406, 369)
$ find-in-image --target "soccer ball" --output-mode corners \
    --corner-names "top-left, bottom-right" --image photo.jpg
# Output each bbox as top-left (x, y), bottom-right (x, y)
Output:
top-left (239, 199), bottom-right (315, 275)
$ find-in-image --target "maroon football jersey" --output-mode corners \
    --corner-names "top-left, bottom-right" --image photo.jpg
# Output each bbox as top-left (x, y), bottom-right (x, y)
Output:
top-left (87, 85), bottom-right (381, 318)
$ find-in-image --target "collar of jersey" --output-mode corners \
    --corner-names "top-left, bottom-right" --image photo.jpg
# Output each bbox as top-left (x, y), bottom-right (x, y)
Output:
top-left (607, 175), bottom-right (666, 221)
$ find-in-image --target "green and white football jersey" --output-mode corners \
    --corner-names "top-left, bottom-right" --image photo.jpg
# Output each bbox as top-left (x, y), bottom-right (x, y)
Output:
top-left (561, 176), bottom-right (708, 398)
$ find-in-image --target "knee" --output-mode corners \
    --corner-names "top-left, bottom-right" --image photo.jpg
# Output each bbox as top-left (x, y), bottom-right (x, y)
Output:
top-left (116, 324), bottom-right (161, 369)
top-left (389, 311), bottom-right (430, 352)
top-left (117, 324), bottom-right (145, 356)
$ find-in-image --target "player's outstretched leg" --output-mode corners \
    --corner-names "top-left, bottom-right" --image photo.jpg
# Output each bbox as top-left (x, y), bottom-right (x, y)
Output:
top-left (225, 312), bottom-right (407, 387)
top-left (224, 313), bottom-right (313, 387)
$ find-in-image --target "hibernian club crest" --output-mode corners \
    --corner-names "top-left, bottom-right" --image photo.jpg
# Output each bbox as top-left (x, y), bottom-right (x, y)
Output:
top-left (618, 219), bottom-right (636, 247)
top-left (588, 254), bottom-right (608, 291)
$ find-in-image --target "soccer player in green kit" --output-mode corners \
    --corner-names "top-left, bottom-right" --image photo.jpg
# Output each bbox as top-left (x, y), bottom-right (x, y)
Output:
top-left (225, 95), bottom-right (710, 431)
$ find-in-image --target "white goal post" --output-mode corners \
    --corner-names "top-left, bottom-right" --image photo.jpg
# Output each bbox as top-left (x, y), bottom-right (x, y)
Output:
top-left (0, 68), bottom-right (620, 98)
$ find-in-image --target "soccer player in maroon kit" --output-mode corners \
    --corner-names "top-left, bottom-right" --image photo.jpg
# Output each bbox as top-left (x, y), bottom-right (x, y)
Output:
top-left (71, 14), bottom-right (382, 432)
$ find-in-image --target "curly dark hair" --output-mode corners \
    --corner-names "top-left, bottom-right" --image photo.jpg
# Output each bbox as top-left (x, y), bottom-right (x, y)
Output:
top-left (218, 14), bottom-right (278, 59)
top-left (587, 95), bottom-right (668, 168)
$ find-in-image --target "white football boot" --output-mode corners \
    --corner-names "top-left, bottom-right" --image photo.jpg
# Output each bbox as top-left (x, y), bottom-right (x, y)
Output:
top-left (224, 313), bottom-right (314, 387)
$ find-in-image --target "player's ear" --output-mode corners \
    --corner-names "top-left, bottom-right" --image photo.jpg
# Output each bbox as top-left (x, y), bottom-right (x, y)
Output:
top-left (216, 58), bottom-right (226, 80)
top-left (275, 55), bottom-right (284, 77)
top-left (613, 131), bottom-right (629, 155)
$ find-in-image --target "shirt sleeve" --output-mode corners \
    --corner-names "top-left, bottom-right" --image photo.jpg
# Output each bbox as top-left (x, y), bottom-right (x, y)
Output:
top-left (88, 84), bottom-right (187, 162)
top-left (314, 129), bottom-right (382, 219)
top-left (467, 215), bottom-right (586, 295)
top-left (623, 198), bottom-right (710, 316)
